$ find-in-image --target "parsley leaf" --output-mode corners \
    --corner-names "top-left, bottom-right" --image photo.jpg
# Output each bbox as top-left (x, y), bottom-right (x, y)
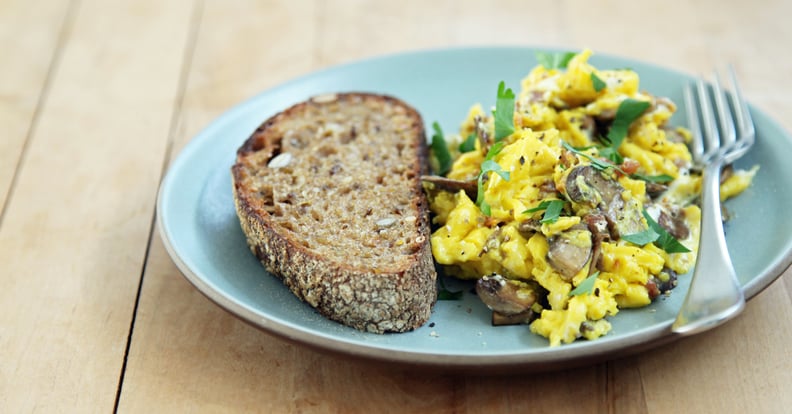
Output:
top-left (561, 141), bottom-right (623, 174)
top-left (522, 199), bottom-right (565, 224)
top-left (522, 200), bottom-right (554, 214)
top-left (642, 210), bottom-right (692, 253)
top-left (459, 133), bottom-right (477, 153)
top-left (541, 200), bottom-right (564, 223)
top-left (536, 51), bottom-right (576, 70)
top-left (476, 159), bottom-right (509, 210)
top-left (621, 228), bottom-right (660, 246)
top-left (430, 122), bottom-right (452, 175)
top-left (493, 81), bottom-right (515, 141)
top-left (437, 276), bottom-right (463, 300)
top-left (631, 173), bottom-right (674, 184)
top-left (606, 98), bottom-right (650, 147)
top-left (480, 200), bottom-right (492, 217)
top-left (480, 159), bottom-right (510, 181)
top-left (598, 145), bottom-right (624, 165)
top-left (569, 271), bottom-right (600, 296)
top-left (590, 72), bottom-right (606, 92)
top-left (485, 140), bottom-right (506, 161)
top-left (476, 142), bottom-right (509, 216)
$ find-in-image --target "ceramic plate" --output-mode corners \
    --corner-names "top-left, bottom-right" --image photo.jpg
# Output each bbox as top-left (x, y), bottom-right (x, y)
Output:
top-left (157, 47), bottom-right (792, 372)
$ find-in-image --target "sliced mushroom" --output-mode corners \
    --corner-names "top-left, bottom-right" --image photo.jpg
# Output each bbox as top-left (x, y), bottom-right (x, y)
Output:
top-left (645, 181), bottom-right (669, 199)
top-left (492, 309), bottom-right (538, 326)
top-left (546, 226), bottom-right (593, 281)
top-left (609, 196), bottom-right (646, 238)
top-left (475, 274), bottom-right (537, 316)
top-left (473, 114), bottom-right (490, 149)
top-left (657, 268), bottom-right (679, 292)
top-left (565, 165), bottom-right (618, 206)
top-left (646, 268), bottom-right (679, 300)
top-left (517, 218), bottom-right (542, 238)
top-left (564, 165), bottom-right (646, 238)
top-left (421, 175), bottom-right (477, 199)
top-left (655, 206), bottom-right (690, 240)
top-left (584, 213), bottom-right (610, 274)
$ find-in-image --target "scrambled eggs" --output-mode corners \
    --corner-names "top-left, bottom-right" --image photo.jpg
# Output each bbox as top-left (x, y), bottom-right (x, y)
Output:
top-left (426, 49), bottom-right (756, 346)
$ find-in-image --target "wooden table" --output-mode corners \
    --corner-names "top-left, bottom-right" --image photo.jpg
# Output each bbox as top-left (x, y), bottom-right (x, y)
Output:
top-left (3, 0), bottom-right (791, 412)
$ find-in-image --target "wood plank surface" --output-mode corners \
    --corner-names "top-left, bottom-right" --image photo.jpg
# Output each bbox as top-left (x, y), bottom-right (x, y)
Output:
top-left (0, 0), bottom-right (194, 411)
top-left (0, 0), bottom-right (71, 215)
top-left (2, 0), bottom-right (791, 412)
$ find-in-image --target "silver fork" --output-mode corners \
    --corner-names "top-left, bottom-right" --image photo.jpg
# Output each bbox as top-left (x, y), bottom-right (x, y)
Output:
top-left (672, 66), bottom-right (756, 335)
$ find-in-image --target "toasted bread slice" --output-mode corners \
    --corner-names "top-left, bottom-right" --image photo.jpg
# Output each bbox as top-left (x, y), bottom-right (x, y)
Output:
top-left (231, 93), bottom-right (437, 333)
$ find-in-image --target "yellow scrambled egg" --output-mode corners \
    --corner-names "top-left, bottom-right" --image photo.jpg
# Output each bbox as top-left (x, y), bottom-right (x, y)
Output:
top-left (427, 49), bottom-right (756, 346)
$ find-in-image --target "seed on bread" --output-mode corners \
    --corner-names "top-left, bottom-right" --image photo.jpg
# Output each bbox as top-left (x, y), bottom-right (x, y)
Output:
top-left (231, 92), bottom-right (437, 333)
top-left (267, 152), bottom-right (293, 168)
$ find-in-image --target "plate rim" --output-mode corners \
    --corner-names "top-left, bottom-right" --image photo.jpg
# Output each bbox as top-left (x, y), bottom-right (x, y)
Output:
top-left (156, 46), bottom-right (792, 370)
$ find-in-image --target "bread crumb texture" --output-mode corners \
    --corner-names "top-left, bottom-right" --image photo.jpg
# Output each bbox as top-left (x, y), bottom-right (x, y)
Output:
top-left (232, 93), bottom-right (437, 333)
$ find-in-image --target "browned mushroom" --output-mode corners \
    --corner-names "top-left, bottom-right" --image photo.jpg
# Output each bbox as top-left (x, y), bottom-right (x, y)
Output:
top-left (475, 274), bottom-right (538, 316)
top-left (421, 175), bottom-right (477, 200)
top-left (655, 206), bottom-right (690, 240)
top-left (476, 274), bottom-right (542, 326)
top-left (565, 165), bottom-right (617, 206)
top-left (583, 213), bottom-right (610, 274)
top-left (517, 218), bottom-right (542, 238)
top-left (645, 181), bottom-right (669, 199)
top-left (564, 165), bottom-right (645, 238)
top-left (646, 268), bottom-right (679, 300)
top-left (491, 310), bottom-right (537, 325)
top-left (546, 226), bottom-right (593, 281)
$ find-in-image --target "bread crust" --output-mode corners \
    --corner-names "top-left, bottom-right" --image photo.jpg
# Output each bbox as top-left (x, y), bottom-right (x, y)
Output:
top-left (231, 93), bottom-right (437, 333)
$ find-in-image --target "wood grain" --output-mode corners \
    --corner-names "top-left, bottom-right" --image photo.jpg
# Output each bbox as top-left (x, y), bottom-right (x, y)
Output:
top-left (0, 0), bottom-right (71, 216)
top-left (0, 0), bottom-right (193, 411)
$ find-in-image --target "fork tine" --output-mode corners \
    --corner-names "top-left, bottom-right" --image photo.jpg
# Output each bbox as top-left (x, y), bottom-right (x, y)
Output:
top-left (712, 71), bottom-right (737, 149)
top-left (727, 65), bottom-right (756, 149)
top-left (696, 77), bottom-right (720, 161)
top-left (684, 82), bottom-right (705, 161)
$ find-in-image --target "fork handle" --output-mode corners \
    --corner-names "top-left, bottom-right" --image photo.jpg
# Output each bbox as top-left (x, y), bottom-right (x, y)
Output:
top-left (671, 158), bottom-right (746, 335)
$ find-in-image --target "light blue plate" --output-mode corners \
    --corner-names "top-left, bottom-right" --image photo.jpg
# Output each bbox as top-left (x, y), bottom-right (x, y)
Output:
top-left (157, 47), bottom-right (792, 372)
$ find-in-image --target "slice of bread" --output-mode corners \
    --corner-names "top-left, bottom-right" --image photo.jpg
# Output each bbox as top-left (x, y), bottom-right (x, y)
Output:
top-left (231, 92), bottom-right (437, 333)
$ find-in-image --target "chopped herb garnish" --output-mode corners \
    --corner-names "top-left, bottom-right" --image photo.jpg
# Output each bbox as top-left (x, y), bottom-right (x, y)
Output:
top-left (485, 141), bottom-right (506, 162)
top-left (522, 199), bottom-right (565, 224)
top-left (585, 98), bottom-right (651, 165)
top-left (476, 160), bottom-right (509, 215)
top-left (479, 200), bottom-right (493, 216)
top-left (437, 277), bottom-right (463, 300)
top-left (541, 199), bottom-right (564, 224)
top-left (459, 133), bottom-right (477, 153)
top-left (493, 81), bottom-right (515, 141)
top-left (522, 200), bottom-right (554, 213)
top-left (430, 122), bottom-right (452, 175)
top-left (561, 141), bottom-right (622, 174)
top-left (480, 159), bottom-right (510, 181)
top-left (642, 210), bottom-right (691, 253)
top-left (569, 271), bottom-right (600, 296)
top-left (597, 145), bottom-right (624, 165)
top-left (631, 173), bottom-right (674, 184)
top-left (621, 228), bottom-right (660, 246)
top-left (476, 142), bottom-right (509, 216)
top-left (536, 51), bottom-right (576, 70)
top-left (605, 98), bottom-right (651, 147)
top-left (590, 72), bottom-right (606, 92)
